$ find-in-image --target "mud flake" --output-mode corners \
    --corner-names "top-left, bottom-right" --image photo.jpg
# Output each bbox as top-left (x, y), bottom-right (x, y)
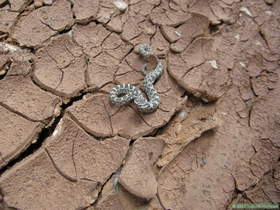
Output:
top-left (33, 34), bottom-right (87, 98)
top-left (102, 32), bottom-right (133, 60)
top-left (190, 0), bottom-right (222, 24)
top-left (115, 60), bottom-right (143, 85)
top-left (150, 1), bottom-right (190, 26)
top-left (157, 130), bottom-right (235, 210)
top-left (150, 28), bottom-right (170, 57)
top-left (160, 25), bottom-right (181, 43)
top-left (39, 0), bottom-right (74, 31)
top-left (169, 38), bottom-right (230, 102)
top-left (119, 137), bottom-right (164, 200)
top-left (0, 43), bottom-right (34, 78)
top-left (110, 105), bottom-right (152, 139)
top-left (0, 105), bottom-right (43, 169)
top-left (12, 0), bottom-right (73, 47)
top-left (72, 0), bottom-right (99, 23)
top-left (0, 75), bottom-right (61, 121)
top-left (9, 0), bottom-right (32, 12)
top-left (0, 7), bottom-right (18, 34)
top-left (87, 52), bottom-right (119, 88)
top-left (45, 116), bottom-right (130, 182)
top-left (91, 176), bottom-right (164, 210)
top-left (170, 13), bottom-right (210, 53)
top-left (67, 94), bottom-right (113, 137)
top-left (183, 62), bottom-right (230, 101)
top-left (0, 150), bottom-right (100, 209)
top-left (72, 22), bottom-right (111, 57)
top-left (121, 16), bottom-right (143, 42)
top-left (106, 15), bottom-right (123, 33)
top-left (249, 141), bottom-right (279, 179)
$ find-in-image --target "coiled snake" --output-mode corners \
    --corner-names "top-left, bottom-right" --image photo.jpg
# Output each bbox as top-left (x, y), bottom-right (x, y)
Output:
top-left (110, 44), bottom-right (163, 113)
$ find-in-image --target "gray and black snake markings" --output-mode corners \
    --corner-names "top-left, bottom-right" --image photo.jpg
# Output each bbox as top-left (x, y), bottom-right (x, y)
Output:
top-left (110, 44), bottom-right (163, 113)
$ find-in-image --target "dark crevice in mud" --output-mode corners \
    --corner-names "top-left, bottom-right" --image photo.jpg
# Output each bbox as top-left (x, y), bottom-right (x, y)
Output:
top-left (0, 60), bottom-right (12, 80)
top-left (209, 20), bottom-right (224, 34)
top-left (22, 45), bottom-right (36, 54)
top-left (0, 0), bottom-right (9, 8)
top-left (258, 30), bottom-right (270, 50)
top-left (0, 113), bottom-right (60, 177)
top-left (143, 127), bottom-right (160, 137)
top-left (0, 92), bottom-right (86, 177)
top-left (58, 26), bottom-right (73, 35)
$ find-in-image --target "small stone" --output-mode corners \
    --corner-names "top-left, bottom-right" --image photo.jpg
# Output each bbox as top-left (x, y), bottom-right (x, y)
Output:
top-left (240, 7), bottom-right (253, 17)
top-left (113, 1), bottom-right (128, 12)
top-left (208, 60), bottom-right (218, 69)
top-left (239, 62), bottom-right (246, 68)
top-left (119, 137), bottom-right (164, 200)
top-left (0, 70), bottom-right (6, 76)
top-left (234, 34), bottom-right (240, 41)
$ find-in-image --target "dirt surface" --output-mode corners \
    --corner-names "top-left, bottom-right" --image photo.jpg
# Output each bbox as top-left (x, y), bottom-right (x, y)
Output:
top-left (0, 0), bottom-right (279, 209)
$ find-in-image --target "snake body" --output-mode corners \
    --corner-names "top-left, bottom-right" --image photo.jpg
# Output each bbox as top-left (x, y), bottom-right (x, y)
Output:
top-left (110, 44), bottom-right (163, 113)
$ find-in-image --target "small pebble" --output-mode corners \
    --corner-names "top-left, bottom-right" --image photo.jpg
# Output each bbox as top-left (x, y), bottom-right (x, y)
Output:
top-left (178, 111), bottom-right (187, 120)
top-left (174, 31), bottom-right (181, 37)
top-left (208, 60), bottom-right (218, 69)
top-left (234, 34), bottom-right (240, 41)
top-left (0, 70), bottom-right (6, 76)
top-left (113, 1), bottom-right (128, 12)
top-left (239, 62), bottom-right (246, 68)
top-left (240, 7), bottom-right (253, 17)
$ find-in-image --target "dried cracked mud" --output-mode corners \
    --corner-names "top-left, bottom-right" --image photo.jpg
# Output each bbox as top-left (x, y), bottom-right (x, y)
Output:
top-left (0, 0), bottom-right (279, 209)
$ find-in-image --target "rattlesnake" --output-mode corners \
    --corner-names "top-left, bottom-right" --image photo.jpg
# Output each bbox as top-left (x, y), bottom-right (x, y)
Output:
top-left (109, 44), bottom-right (163, 113)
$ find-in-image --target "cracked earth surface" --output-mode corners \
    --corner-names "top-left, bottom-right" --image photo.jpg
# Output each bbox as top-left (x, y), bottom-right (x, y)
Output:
top-left (0, 0), bottom-right (279, 209)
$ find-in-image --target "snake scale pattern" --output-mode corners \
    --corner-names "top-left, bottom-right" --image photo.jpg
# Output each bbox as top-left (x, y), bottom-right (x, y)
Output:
top-left (110, 44), bottom-right (163, 113)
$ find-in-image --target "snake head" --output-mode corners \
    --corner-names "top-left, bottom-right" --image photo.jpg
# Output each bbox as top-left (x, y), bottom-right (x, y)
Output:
top-left (136, 44), bottom-right (153, 58)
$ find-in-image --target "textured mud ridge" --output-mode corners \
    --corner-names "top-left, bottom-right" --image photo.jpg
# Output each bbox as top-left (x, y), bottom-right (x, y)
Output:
top-left (0, 0), bottom-right (279, 209)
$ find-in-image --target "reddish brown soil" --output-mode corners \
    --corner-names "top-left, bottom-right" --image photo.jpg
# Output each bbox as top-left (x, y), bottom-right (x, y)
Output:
top-left (0, 0), bottom-right (279, 209)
